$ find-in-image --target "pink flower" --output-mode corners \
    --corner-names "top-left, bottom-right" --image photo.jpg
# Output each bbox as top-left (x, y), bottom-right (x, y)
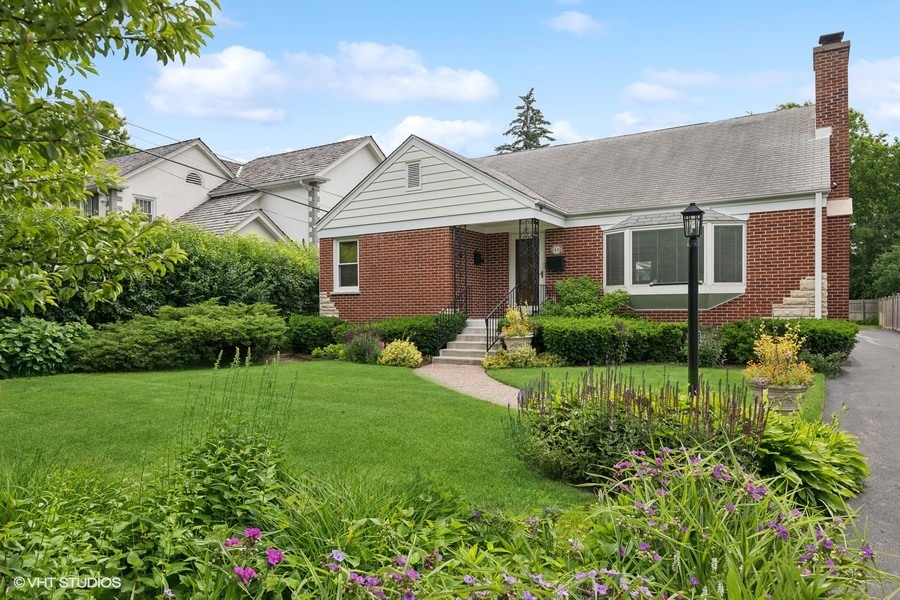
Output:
top-left (244, 528), bottom-right (262, 543)
top-left (224, 537), bottom-right (241, 547)
top-left (234, 566), bottom-right (258, 585)
top-left (266, 548), bottom-right (285, 566)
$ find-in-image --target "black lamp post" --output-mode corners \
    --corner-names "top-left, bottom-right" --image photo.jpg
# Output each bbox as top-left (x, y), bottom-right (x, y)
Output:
top-left (681, 203), bottom-right (704, 396)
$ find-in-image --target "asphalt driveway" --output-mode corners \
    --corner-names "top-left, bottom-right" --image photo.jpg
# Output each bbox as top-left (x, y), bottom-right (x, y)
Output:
top-left (824, 328), bottom-right (900, 584)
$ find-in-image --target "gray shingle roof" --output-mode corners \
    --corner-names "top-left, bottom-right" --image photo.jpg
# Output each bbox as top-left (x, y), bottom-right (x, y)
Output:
top-left (175, 191), bottom-right (262, 234)
top-left (607, 209), bottom-right (742, 230)
top-left (210, 137), bottom-right (371, 196)
top-left (106, 138), bottom-right (201, 175)
top-left (472, 106), bottom-right (830, 214)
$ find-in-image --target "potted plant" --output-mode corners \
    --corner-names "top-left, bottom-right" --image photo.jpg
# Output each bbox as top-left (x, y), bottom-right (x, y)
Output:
top-left (500, 304), bottom-right (534, 351)
top-left (743, 324), bottom-right (814, 413)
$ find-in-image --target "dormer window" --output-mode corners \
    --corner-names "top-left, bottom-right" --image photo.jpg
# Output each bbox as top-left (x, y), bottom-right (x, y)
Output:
top-left (186, 171), bottom-right (203, 185)
top-left (406, 161), bottom-right (421, 190)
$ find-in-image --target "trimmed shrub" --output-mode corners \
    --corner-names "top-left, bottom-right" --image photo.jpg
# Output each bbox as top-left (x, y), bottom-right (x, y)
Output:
top-left (756, 412), bottom-right (870, 510)
top-left (482, 347), bottom-right (567, 369)
top-left (800, 349), bottom-right (844, 378)
top-left (0, 317), bottom-right (93, 378)
top-left (377, 339), bottom-right (423, 368)
top-left (539, 316), bottom-right (628, 365)
top-left (721, 318), bottom-right (859, 365)
top-left (70, 301), bottom-right (286, 371)
top-left (38, 223), bottom-right (320, 325)
top-left (288, 315), bottom-right (347, 354)
top-left (542, 287), bottom-right (632, 318)
top-left (335, 314), bottom-right (467, 357)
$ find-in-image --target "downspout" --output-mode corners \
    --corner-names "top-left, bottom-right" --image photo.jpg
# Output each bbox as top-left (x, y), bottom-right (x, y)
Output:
top-left (308, 182), bottom-right (319, 244)
top-left (814, 192), bottom-right (823, 318)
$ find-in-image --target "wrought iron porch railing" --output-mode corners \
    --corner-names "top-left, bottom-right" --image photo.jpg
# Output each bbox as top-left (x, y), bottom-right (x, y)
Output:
top-left (483, 284), bottom-right (561, 352)
top-left (434, 286), bottom-right (469, 355)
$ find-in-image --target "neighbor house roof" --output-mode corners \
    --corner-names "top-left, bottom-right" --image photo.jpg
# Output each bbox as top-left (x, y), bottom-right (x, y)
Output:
top-left (473, 106), bottom-right (830, 214)
top-left (175, 191), bottom-right (266, 235)
top-left (209, 137), bottom-right (375, 196)
top-left (106, 138), bottom-right (200, 176)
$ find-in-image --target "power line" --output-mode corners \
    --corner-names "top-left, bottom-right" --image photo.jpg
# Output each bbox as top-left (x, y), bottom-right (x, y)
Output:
top-left (99, 134), bottom-right (325, 213)
top-left (122, 120), bottom-right (350, 203)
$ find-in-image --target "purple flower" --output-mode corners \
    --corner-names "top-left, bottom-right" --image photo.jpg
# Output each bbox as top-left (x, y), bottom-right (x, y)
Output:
top-left (861, 544), bottom-right (875, 560)
top-left (405, 569), bottom-right (420, 581)
top-left (327, 563), bottom-right (340, 572)
top-left (266, 548), bottom-right (285, 566)
top-left (163, 590), bottom-right (174, 598)
top-left (243, 528), bottom-right (262, 543)
top-left (402, 592), bottom-right (416, 600)
top-left (690, 574), bottom-right (699, 586)
top-left (822, 538), bottom-right (834, 550)
top-left (524, 592), bottom-right (536, 600)
top-left (224, 537), bottom-right (241, 547)
top-left (639, 541), bottom-right (651, 551)
top-left (774, 523), bottom-right (789, 541)
top-left (504, 574), bottom-right (517, 585)
top-left (556, 586), bottom-right (569, 598)
top-left (331, 549), bottom-right (346, 563)
top-left (725, 503), bottom-right (736, 513)
top-left (233, 566), bottom-right (258, 585)
top-left (394, 556), bottom-right (408, 565)
top-left (596, 583), bottom-right (609, 595)
top-left (463, 575), bottom-right (475, 585)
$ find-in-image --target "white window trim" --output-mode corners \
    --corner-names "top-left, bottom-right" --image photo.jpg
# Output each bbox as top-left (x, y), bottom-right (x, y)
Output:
top-left (405, 161), bottom-right (421, 191)
top-left (333, 237), bottom-right (360, 294)
top-left (134, 195), bottom-right (156, 220)
top-left (604, 223), bottom-right (745, 296)
top-left (710, 223), bottom-right (747, 285)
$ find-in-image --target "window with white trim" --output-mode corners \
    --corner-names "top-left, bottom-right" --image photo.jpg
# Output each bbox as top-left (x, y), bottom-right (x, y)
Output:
top-left (135, 196), bottom-right (155, 220)
top-left (335, 239), bottom-right (359, 291)
top-left (604, 223), bottom-right (744, 289)
top-left (406, 161), bottom-right (421, 190)
top-left (81, 193), bottom-right (100, 216)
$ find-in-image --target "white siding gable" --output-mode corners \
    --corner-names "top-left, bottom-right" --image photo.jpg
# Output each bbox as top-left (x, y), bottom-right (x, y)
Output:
top-left (320, 142), bottom-right (537, 237)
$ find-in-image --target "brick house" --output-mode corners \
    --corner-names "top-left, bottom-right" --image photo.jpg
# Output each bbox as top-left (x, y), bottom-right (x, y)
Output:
top-left (318, 34), bottom-right (852, 328)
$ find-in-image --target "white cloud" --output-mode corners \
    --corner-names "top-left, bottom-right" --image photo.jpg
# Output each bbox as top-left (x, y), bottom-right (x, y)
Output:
top-left (626, 68), bottom-right (724, 103)
top-left (147, 46), bottom-right (287, 122)
top-left (552, 120), bottom-right (585, 144)
top-left (609, 111), bottom-right (692, 135)
top-left (626, 81), bottom-right (681, 103)
top-left (376, 116), bottom-right (497, 153)
top-left (289, 42), bottom-right (499, 102)
top-left (549, 11), bottom-right (604, 36)
top-left (853, 57), bottom-right (900, 129)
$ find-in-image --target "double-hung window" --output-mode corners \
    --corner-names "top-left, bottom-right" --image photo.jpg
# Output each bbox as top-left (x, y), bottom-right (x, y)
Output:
top-left (135, 196), bottom-right (155, 220)
top-left (335, 238), bottom-right (359, 292)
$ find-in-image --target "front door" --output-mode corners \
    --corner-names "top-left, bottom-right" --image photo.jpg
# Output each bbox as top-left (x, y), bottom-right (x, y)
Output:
top-left (515, 237), bottom-right (538, 306)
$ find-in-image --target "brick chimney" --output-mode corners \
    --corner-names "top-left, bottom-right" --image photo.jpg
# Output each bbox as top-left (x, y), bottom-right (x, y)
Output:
top-left (813, 32), bottom-right (851, 318)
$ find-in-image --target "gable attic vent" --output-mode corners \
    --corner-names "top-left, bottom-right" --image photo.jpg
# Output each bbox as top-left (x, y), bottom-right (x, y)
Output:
top-left (406, 162), bottom-right (421, 189)
top-left (186, 171), bottom-right (203, 185)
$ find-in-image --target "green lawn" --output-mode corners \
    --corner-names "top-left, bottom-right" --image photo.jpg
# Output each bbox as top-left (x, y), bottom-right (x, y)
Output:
top-left (487, 364), bottom-right (826, 422)
top-left (0, 362), bottom-right (591, 510)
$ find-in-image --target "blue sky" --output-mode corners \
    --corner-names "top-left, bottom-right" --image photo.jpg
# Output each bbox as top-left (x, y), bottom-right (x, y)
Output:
top-left (81, 0), bottom-right (900, 162)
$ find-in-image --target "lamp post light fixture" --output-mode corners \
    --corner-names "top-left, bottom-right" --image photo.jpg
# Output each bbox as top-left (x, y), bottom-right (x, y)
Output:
top-left (681, 202), bottom-right (704, 396)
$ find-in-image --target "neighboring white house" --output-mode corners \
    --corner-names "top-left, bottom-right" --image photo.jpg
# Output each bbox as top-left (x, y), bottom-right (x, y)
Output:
top-left (95, 136), bottom-right (384, 244)
top-left (90, 138), bottom-right (238, 222)
top-left (178, 137), bottom-right (384, 243)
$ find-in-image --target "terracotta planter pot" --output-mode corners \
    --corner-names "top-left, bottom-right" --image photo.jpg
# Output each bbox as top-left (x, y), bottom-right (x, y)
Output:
top-left (502, 334), bottom-right (533, 351)
top-left (747, 381), bottom-right (810, 414)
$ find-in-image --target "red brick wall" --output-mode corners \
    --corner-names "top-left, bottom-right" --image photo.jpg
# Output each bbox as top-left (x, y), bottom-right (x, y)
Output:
top-left (462, 229), bottom-right (509, 317)
top-left (320, 228), bottom-right (454, 323)
top-left (815, 39), bottom-right (851, 318)
top-left (544, 226), bottom-right (604, 290)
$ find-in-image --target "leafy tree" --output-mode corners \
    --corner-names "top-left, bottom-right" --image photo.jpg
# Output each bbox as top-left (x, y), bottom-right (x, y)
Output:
top-left (848, 109), bottom-right (900, 298)
top-left (101, 110), bottom-right (134, 159)
top-left (495, 88), bottom-right (555, 154)
top-left (0, 0), bottom-right (218, 313)
top-left (866, 244), bottom-right (900, 298)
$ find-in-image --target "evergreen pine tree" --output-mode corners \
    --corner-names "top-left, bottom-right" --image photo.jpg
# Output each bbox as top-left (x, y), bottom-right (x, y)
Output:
top-left (495, 88), bottom-right (555, 154)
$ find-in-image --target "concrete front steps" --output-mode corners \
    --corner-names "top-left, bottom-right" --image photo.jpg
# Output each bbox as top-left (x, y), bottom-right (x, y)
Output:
top-left (431, 319), bottom-right (500, 366)
top-left (772, 274), bottom-right (828, 318)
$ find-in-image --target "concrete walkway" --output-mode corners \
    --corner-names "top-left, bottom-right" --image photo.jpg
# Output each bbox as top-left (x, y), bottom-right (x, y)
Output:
top-left (824, 328), bottom-right (900, 582)
top-left (414, 363), bottom-right (520, 407)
